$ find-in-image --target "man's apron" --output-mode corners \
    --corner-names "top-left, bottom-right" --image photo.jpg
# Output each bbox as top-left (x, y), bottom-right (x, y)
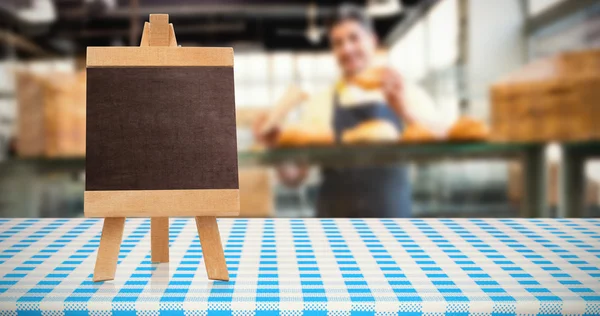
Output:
top-left (316, 93), bottom-right (412, 218)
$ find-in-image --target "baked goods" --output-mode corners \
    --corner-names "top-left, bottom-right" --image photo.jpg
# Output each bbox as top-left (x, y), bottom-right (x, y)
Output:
top-left (351, 67), bottom-right (384, 90)
top-left (260, 85), bottom-right (308, 135)
top-left (277, 126), bottom-right (309, 147)
top-left (447, 116), bottom-right (489, 141)
top-left (401, 123), bottom-right (437, 143)
top-left (309, 128), bottom-right (335, 146)
top-left (276, 125), bottom-right (334, 147)
top-left (342, 119), bottom-right (399, 144)
top-left (16, 70), bottom-right (87, 158)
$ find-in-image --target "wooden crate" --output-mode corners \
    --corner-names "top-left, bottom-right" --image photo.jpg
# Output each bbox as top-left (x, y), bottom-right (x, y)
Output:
top-left (16, 72), bottom-right (46, 156)
top-left (43, 72), bottom-right (86, 157)
top-left (491, 49), bottom-right (600, 142)
top-left (238, 168), bottom-right (274, 217)
top-left (16, 71), bottom-right (86, 158)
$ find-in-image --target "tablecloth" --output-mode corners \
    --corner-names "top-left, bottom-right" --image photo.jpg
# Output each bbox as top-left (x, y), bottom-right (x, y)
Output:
top-left (0, 218), bottom-right (599, 315)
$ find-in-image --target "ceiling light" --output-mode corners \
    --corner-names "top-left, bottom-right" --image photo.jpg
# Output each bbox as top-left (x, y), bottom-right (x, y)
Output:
top-left (16, 0), bottom-right (56, 24)
top-left (366, 0), bottom-right (402, 17)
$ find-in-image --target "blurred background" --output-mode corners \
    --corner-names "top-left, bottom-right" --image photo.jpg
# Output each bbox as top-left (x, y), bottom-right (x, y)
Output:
top-left (0, 0), bottom-right (598, 218)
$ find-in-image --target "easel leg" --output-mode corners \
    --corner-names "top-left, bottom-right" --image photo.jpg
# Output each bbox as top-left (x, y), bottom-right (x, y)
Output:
top-left (151, 217), bottom-right (170, 262)
top-left (93, 217), bottom-right (126, 282)
top-left (195, 216), bottom-right (229, 281)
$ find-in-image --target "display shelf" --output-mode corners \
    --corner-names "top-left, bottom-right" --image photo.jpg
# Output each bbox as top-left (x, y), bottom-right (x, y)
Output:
top-left (1, 142), bottom-right (541, 169)
top-left (238, 142), bottom-right (542, 167)
top-left (0, 157), bottom-right (85, 172)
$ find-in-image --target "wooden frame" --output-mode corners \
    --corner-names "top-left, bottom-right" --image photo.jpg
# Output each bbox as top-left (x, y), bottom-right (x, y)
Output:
top-left (86, 14), bottom-right (238, 282)
top-left (84, 190), bottom-right (239, 217)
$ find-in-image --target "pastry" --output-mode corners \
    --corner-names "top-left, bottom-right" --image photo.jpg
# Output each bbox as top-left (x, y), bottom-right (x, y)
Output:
top-left (277, 126), bottom-right (310, 147)
top-left (447, 116), bottom-right (489, 141)
top-left (310, 128), bottom-right (335, 146)
top-left (401, 123), bottom-right (437, 143)
top-left (277, 125), bottom-right (334, 147)
top-left (351, 67), bottom-right (384, 90)
top-left (342, 119), bottom-right (399, 144)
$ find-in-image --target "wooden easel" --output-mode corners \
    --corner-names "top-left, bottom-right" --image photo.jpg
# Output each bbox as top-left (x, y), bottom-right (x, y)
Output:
top-left (87, 14), bottom-right (236, 282)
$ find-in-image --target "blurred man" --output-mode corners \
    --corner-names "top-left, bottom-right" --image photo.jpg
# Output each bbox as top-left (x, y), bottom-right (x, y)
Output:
top-left (255, 5), bottom-right (430, 217)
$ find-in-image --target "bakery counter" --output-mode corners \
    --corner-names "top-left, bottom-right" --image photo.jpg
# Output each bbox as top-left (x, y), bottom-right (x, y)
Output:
top-left (0, 218), bottom-right (599, 314)
top-left (3, 142), bottom-right (539, 169)
top-left (0, 157), bottom-right (85, 172)
top-left (239, 142), bottom-right (547, 218)
top-left (0, 142), bottom-right (547, 217)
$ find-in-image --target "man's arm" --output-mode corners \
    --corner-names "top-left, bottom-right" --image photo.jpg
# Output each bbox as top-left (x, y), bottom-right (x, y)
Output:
top-left (253, 85), bottom-right (308, 146)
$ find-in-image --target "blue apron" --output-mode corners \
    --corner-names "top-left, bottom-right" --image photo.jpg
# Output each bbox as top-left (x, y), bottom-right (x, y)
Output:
top-left (316, 92), bottom-right (412, 218)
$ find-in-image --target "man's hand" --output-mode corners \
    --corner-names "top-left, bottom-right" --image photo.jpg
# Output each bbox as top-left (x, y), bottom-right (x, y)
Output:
top-left (380, 68), bottom-right (414, 124)
top-left (381, 68), bottom-right (404, 103)
top-left (252, 112), bottom-right (281, 147)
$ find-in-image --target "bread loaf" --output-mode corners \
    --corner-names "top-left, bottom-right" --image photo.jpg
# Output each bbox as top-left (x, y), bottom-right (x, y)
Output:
top-left (342, 119), bottom-right (399, 144)
top-left (401, 123), bottom-right (437, 143)
top-left (448, 117), bottom-right (489, 141)
top-left (351, 67), bottom-right (384, 90)
top-left (277, 125), bottom-right (334, 147)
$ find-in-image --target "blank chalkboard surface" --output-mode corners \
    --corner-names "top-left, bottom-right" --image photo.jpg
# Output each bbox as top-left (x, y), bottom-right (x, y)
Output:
top-left (86, 66), bottom-right (237, 191)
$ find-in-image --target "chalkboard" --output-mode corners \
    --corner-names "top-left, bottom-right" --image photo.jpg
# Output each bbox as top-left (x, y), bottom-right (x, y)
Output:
top-left (85, 14), bottom-right (237, 282)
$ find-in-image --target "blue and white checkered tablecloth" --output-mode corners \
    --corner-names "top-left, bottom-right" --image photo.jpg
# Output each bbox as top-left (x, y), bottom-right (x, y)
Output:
top-left (0, 218), bottom-right (599, 315)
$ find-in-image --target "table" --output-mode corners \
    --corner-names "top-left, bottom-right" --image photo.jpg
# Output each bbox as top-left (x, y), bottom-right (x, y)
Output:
top-left (1, 218), bottom-right (599, 315)
top-left (560, 142), bottom-right (600, 217)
